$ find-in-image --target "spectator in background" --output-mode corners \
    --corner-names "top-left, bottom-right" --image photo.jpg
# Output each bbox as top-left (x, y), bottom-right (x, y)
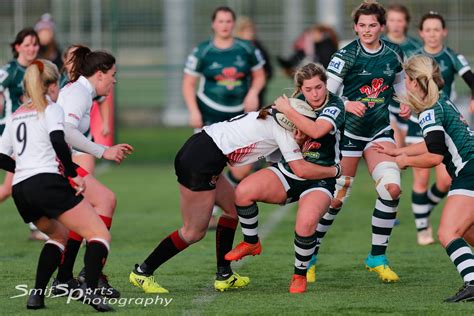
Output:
top-left (277, 24), bottom-right (338, 77)
top-left (234, 16), bottom-right (273, 106)
top-left (35, 13), bottom-right (63, 70)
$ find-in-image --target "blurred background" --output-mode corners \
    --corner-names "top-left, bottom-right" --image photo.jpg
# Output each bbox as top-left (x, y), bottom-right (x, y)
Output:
top-left (0, 0), bottom-right (473, 128)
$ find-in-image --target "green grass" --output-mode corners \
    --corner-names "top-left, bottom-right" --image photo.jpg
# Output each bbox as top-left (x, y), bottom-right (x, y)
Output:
top-left (0, 127), bottom-right (472, 315)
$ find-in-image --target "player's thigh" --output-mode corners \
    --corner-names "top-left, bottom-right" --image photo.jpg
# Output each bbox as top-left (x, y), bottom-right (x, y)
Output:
top-left (34, 216), bottom-right (68, 244)
top-left (235, 168), bottom-right (287, 205)
top-left (438, 195), bottom-right (474, 246)
top-left (81, 174), bottom-right (116, 214)
top-left (364, 141), bottom-right (397, 173)
top-left (339, 156), bottom-right (360, 177)
top-left (295, 190), bottom-right (332, 235)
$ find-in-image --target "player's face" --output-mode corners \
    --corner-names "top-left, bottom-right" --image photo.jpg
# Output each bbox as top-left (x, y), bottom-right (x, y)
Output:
top-left (354, 14), bottom-right (384, 48)
top-left (212, 11), bottom-right (235, 39)
top-left (386, 11), bottom-right (407, 38)
top-left (301, 76), bottom-right (327, 108)
top-left (404, 73), bottom-right (418, 96)
top-left (419, 18), bottom-right (446, 50)
top-left (15, 35), bottom-right (40, 64)
top-left (96, 65), bottom-right (116, 96)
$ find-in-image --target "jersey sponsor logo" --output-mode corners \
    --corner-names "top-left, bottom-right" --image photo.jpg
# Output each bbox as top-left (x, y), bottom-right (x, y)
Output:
top-left (322, 107), bottom-right (341, 120)
top-left (328, 57), bottom-right (345, 74)
top-left (215, 67), bottom-right (245, 90)
top-left (359, 78), bottom-right (389, 108)
top-left (185, 55), bottom-right (198, 70)
top-left (418, 109), bottom-right (435, 128)
top-left (439, 60), bottom-right (448, 73)
top-left (302, 140), bottom-right (321, 159)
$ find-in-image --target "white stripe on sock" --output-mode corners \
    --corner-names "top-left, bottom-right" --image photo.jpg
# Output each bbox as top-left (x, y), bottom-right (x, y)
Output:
top-left (372, 233), bottom-right (390, 246)
top-left (242, 228), bottom-right (258, 236)
top-left (238, 216), bottom-right (257, 225)
top-left (457, 259), bottom-right (474, 274)
top-left (412, 203), bottom-right (431, 214)
top-left (372, 217), bottom-right (396, 228)
top-left (450, 246), bottom-right (472, 262)
top-left (294, 245), bottom-right (315, 257)
top-left (375, 199), bottom-right (396, 213)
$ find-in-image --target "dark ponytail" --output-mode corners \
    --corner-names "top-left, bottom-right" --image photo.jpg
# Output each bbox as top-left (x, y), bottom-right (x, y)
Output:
top-left (69, 45), bottom-right (115, 81)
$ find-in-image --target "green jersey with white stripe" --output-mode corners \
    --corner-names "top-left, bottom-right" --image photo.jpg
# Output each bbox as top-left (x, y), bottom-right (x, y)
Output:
top-left (281, 92), bottom-right (345, 177)
top-left (184, 38), bottom-right (265, 124)
top-left (418, 93), bottom-right (474, 178)
top-left (413, 46), bottom-right (471, 98)
top-left (0, 60), bottom-right (26, 130)
top-left (327, 39), bottom-right (403, 140)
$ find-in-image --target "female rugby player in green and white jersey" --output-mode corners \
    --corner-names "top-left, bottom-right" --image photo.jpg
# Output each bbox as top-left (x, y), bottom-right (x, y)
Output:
top-left (225, 63), bottom-right (344, 294)
top-left (376, 55), bottom-right (474, 303)
top-left (307, 1), bottom-right (410, 284)
top-left (182, 6), bottom-right (266, 227)
top-left (404, 12), bottom-right (474, 245)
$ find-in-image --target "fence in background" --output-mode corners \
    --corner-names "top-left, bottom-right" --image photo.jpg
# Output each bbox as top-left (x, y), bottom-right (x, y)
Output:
top-left (0, 0), bottom-right (473, 125)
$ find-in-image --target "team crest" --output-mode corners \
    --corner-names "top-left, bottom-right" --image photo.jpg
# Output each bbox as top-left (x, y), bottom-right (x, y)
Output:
top-left (359, 78), bottom-right (389, 108)
top-left (383, 63), bottom-right (394, 76)
top-left (215, 67), bottom-right (245, 90)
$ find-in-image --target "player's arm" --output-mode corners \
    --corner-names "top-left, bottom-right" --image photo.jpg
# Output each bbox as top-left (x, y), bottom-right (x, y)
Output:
top-left (273, 95), bottom-right (333, 139)
top-left (288, 159), bottom-right (340, 180)
top-left (182, 73), bottom-right (202, 128)
top-left (243, 67), bottom-right (265, 112)
top-left (396, 131), bottom-right (445, 169)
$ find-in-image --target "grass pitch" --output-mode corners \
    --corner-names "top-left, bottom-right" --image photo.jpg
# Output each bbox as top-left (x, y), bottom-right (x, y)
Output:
top-left (0, 127), bottom-right (472, 315)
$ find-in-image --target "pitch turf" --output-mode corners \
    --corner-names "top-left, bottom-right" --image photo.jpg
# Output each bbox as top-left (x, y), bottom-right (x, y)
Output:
top-left (0, 127), bottom-right (472, 315)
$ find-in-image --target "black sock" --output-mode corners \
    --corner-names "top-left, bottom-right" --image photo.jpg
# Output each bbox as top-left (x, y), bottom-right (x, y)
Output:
top-left (237, 203), bottom-right (259, 244)
top-left (84, 240), bottom-right (109, 290)
top-left (35, 241), bottom-right (64, 293)
top-left (56, 238), bottom-right (81, 282)
top-left (142, 230), bottom-right (189, 274)
top-left (216, 216), bottom-right (238, 272)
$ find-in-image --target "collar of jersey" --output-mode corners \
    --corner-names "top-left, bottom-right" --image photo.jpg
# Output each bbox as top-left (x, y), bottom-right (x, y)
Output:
top-left (421, 46), bottom-right (446, 58)
top-left (77, 76), bottom-right (97, 98)
top-left (358, 39), bottom-right (384, 56)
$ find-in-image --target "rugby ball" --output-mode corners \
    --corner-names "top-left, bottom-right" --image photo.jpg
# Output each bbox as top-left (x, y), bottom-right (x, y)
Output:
top-left (273, 98), bottom-right (316, 132)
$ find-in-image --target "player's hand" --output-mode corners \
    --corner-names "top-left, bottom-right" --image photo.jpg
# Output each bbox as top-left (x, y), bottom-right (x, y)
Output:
top-left (273, 95), bottom-right (292, 114)
top-left (102, 144), bottom-right (134, 164)
top-left (399, 103), bottom-right (411, 119)
top-left (243, 91), bottom-right (259, 112)
top-left (189, 110), bottom-right (203, 129)
top-left (293, 129), bottom-right (308, 146)
top-left (395, 153), bottom-right (409, 169)
top-left (372, 142), bottom-right (399, 157)
top-left (68, 175), bottom-right (86, 196)
top-left (345, 101), bottom-right (366, 117)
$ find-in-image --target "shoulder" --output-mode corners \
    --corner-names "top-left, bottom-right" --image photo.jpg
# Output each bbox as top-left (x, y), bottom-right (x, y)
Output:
top-left (58, 81), bottom-right (90, 104)
top-left (333, 40), bottom-right (358, 58)
top-left (0, 61), bottom-right (16, 84)
top-left (191, 40), bottom-right (213, 58)
top-left (234, 38), bottom-right (256, 54)
top-left (382, 39), bottom-right (403, 58)
top-left (320, 93), bottom-right (344, 119)
top-left (45, 102), bottom-right (65, 116)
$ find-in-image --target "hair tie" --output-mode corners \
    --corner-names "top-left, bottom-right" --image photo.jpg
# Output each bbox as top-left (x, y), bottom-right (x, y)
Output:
top-left (31, 60), bottom-right (44, 73)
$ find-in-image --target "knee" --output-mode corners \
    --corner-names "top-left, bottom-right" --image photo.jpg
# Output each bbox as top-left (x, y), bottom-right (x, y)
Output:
top-left (49, 227), bottom-right (69, 245)
top-left (100, 189), bottom-right (117, 215)
top-left (235, 182), bottom-right (255, 206)
top-left (0, 185), bottom-right (12, 201)
top-left (296, 221), bottom-right (316, 237)
top-left (331, 198), bottom-right (343, 209)
top-left (180, 227), bottom-right (206, 245)
top-left (385, 184), bottom-right (401, 200)
top-left (84, 225), bottom-right (111, 243)
top-left (437, 226), bottom-right (460, 248)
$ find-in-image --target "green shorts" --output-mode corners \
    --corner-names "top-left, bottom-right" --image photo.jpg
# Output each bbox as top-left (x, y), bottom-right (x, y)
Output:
top-left (268, 162), bottom-right (336, 204)
top-left (341, 128), bottom-right (395, 158)
top-left (449, 160), bottom-right (474, 197)
top-left (405, 117), bottom-right (423, 144)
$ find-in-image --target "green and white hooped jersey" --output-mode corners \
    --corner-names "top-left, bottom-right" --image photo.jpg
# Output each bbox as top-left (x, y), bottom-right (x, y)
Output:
top-left (0, 60), bottom-right (26, 128)
top-left (412, 46), bottom-right (471, 99)
top-left (327, 39), bottom-right (403, 140)
top-left (418, 93), bottom-right (474, 178)
top-left (184, 38), bottom-right (265, 116)
top-left (280, 92), bottom-right (345, 179)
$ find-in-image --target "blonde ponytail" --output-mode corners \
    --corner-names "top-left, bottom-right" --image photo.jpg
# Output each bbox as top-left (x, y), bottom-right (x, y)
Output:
top-left (23, 59), bottom-right (59, 112)
top-left (397, 55), bottom-right (444, 113)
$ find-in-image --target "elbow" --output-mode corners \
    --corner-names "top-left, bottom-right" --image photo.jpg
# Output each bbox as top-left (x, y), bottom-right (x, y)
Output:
top-left (432, 154), bottom-right (444, 166)
top-left (290, 162), bottom-right (306, 178)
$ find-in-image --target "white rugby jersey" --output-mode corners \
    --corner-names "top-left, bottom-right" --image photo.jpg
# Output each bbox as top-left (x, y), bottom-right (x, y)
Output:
top-left (203, 111), bottom-right (302, 167)
top-left (57, 76), bottom-right (95, 134)
top-left (0, 100), bottom-right (65, 185)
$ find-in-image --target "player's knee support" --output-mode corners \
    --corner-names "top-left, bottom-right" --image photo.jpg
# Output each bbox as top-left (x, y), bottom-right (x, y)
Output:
top-left (333, 176), bottom-right (354, 206)
top-left (371, 162), bottom-right (401, 200)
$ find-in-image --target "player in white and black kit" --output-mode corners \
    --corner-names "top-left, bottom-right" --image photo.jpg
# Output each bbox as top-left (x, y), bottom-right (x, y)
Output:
top-left (0, 59), bottom-right (112, 311)
top-left (129, 107), bottom-right (341, 294)
top-left (51, 46), bottom-right (133, 298)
